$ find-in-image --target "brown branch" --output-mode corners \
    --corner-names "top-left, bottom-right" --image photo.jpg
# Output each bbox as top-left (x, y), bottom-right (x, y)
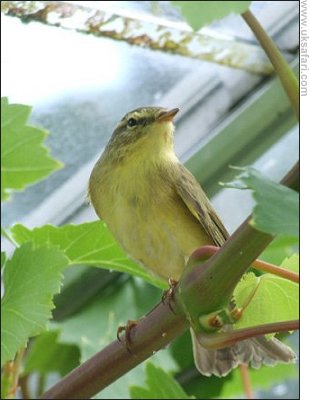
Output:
top-left (41, 162), bottom-right (299, 399)
top-left (42, 300), bottom-right (188, 399)
top-left (196, 320), bottom-right (299, 349)
top-left (195, 245), bottom-right (299, 283)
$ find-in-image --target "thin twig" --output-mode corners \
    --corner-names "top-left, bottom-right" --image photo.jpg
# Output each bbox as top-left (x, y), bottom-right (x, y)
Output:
top-left (253, 258), bottom-right (299, 283)
top-left (4, 347), bottom-right (25, 399)
top-left (19, 375), bottom-right (31, 400)
top-left (239, 364), bottom-right (254, 400)
top-left (242, 10), bottom-right (299, 118)
top-left (197, 320), bottom-right (299, 349)
top-left (36, 374), bottom-right (47, 399)
top-left (193, 245), bottom-right (299, 283)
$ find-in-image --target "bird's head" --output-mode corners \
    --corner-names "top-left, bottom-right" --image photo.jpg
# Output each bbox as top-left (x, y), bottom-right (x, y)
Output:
top-left (105, 106), bottom-right (179, 162)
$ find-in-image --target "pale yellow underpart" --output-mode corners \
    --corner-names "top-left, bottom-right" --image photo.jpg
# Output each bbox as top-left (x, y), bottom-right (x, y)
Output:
top-left (89, 120), bottom-right (208, 280)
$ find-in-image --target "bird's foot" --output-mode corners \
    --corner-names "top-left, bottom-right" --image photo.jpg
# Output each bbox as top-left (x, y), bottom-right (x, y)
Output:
top-left (117, 319), bottom-right (138, 353)
top-left (162, 277), bottom-right (178, 314)
top-left (228, 298), bottom-right (244, 322)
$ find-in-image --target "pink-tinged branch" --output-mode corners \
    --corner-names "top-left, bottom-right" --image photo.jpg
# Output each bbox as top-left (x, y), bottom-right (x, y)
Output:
top-left (196, 320), bottom-right (299, 349)
top-left (191, 245), bottom-right (299, 283)
top-left (239, 365), bottom-right (254, 400)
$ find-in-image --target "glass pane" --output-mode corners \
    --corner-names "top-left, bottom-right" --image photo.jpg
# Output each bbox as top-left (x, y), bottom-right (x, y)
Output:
top-left (1, 15), bottom-right (208, 225)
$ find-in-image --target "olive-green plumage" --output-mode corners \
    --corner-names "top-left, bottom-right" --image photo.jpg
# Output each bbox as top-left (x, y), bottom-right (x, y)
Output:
top-left (89, 107), bottom-right (295, 377)
top-left (89, 107), bottom-right (227, 280)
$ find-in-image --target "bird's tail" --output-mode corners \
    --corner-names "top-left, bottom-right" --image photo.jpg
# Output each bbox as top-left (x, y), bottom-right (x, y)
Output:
top-left (191, 329), bottom-right (296, 377)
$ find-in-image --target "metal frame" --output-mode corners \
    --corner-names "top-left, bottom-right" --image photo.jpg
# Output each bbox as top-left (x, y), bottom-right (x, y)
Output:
top-left (1, 1), bottom-right (297, 74)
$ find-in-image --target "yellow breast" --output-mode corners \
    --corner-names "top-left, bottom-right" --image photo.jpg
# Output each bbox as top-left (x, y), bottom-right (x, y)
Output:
top-left (89, 151), bottom-right (208, 280)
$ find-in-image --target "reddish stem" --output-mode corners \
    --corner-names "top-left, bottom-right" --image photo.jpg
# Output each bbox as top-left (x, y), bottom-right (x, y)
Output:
top-left (195, 245), bottom-right (299, 283)
top-left (253, 258), bottom-right (299, 283)
top-left (197, 320), bottom-right (299, 349)
top-left (239, 364), bottom-right (254, 400)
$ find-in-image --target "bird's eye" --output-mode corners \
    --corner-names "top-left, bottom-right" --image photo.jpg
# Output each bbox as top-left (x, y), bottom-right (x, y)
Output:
top-left (127, 118), bottom-right (137, 128)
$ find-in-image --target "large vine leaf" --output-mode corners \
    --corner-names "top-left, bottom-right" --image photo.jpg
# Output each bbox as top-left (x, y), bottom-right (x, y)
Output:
top-left (260, 235), bottom-right (299, 265)
top-left (224, 167), bottom-right (299, 237)
top-left (130, 362), bottom-right (192, 399)
top-left (23, 330), bottom-right (80, 377)
top-left (172, 1), bottom-right (251, 31)
top-left (1, 97), bottom-right (63, 201)
top-left (11, 222), bottom-right (166, 289)
top-left (233, 255), bottom-right (299, 332)
top-left (1, 243), bottom-right (68, 367)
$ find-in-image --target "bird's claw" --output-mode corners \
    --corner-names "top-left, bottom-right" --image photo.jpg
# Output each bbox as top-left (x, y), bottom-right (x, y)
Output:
top-left (117, 319), bottom-right (138, 353)
top-left (162, 277), bottom-right (178, 314)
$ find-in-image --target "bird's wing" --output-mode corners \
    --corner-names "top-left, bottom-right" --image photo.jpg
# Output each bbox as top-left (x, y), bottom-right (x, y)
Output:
top-left (173, 163), bottom-right (229, 246)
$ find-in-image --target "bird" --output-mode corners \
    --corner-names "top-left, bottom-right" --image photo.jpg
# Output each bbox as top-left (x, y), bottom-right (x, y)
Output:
top-left (88, 106), bottom-right (296, 377)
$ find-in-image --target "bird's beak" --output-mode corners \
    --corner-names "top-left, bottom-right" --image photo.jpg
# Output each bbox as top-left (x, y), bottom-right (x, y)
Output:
top-left (156, 108), bottom-right (179, 122)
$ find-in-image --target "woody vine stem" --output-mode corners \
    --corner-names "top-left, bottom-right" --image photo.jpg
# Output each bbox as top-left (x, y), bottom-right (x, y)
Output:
top-left (40, 161), bottom-right (299, 400)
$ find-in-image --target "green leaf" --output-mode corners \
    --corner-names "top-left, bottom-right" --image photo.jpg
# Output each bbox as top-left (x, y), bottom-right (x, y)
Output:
top-left (53, 265), bottom-right (121, 320)
top-left (51, 279), bottom-right (178, 399)
top-left (220, 361), bottom-right (297, 398)
top-left (183, 361), bottom-right (297, 399)
top-left (130, 362), bottom-right (192, 399)
top-left (170, 331), bottom-right (194, 371)
top-left (260, 235), bottom-right (299, 265)
top-left (1, 97), bottom-right (63, 201)
top-left (52, 279), bottom-right (162, 361)
top-left (1, 252), bottom-right (6, 270)
top-left (225, 167), bottom-right (299, 237)
top-left (172, 1), bottom-right (251, 30)
top-left (233, 271), bottom-right (299, 332)
top-left (281, 254), bottom-right (299, 273)
top-left (1, 226), bottom-right (17, 246)
top-left (23, 330), bottom-right (80, 376)
top-left (1, 243), bottom-right (68, 367)
top-left (11, 222), bottom-right (166, 289)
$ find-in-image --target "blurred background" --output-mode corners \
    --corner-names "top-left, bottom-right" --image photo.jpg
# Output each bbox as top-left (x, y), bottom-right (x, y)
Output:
top-left (1, 1), bottom-right (299, 398)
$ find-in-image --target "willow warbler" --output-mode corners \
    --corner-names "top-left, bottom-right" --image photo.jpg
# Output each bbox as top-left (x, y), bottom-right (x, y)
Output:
top-left (89, 107), bottom-right (295, 376)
